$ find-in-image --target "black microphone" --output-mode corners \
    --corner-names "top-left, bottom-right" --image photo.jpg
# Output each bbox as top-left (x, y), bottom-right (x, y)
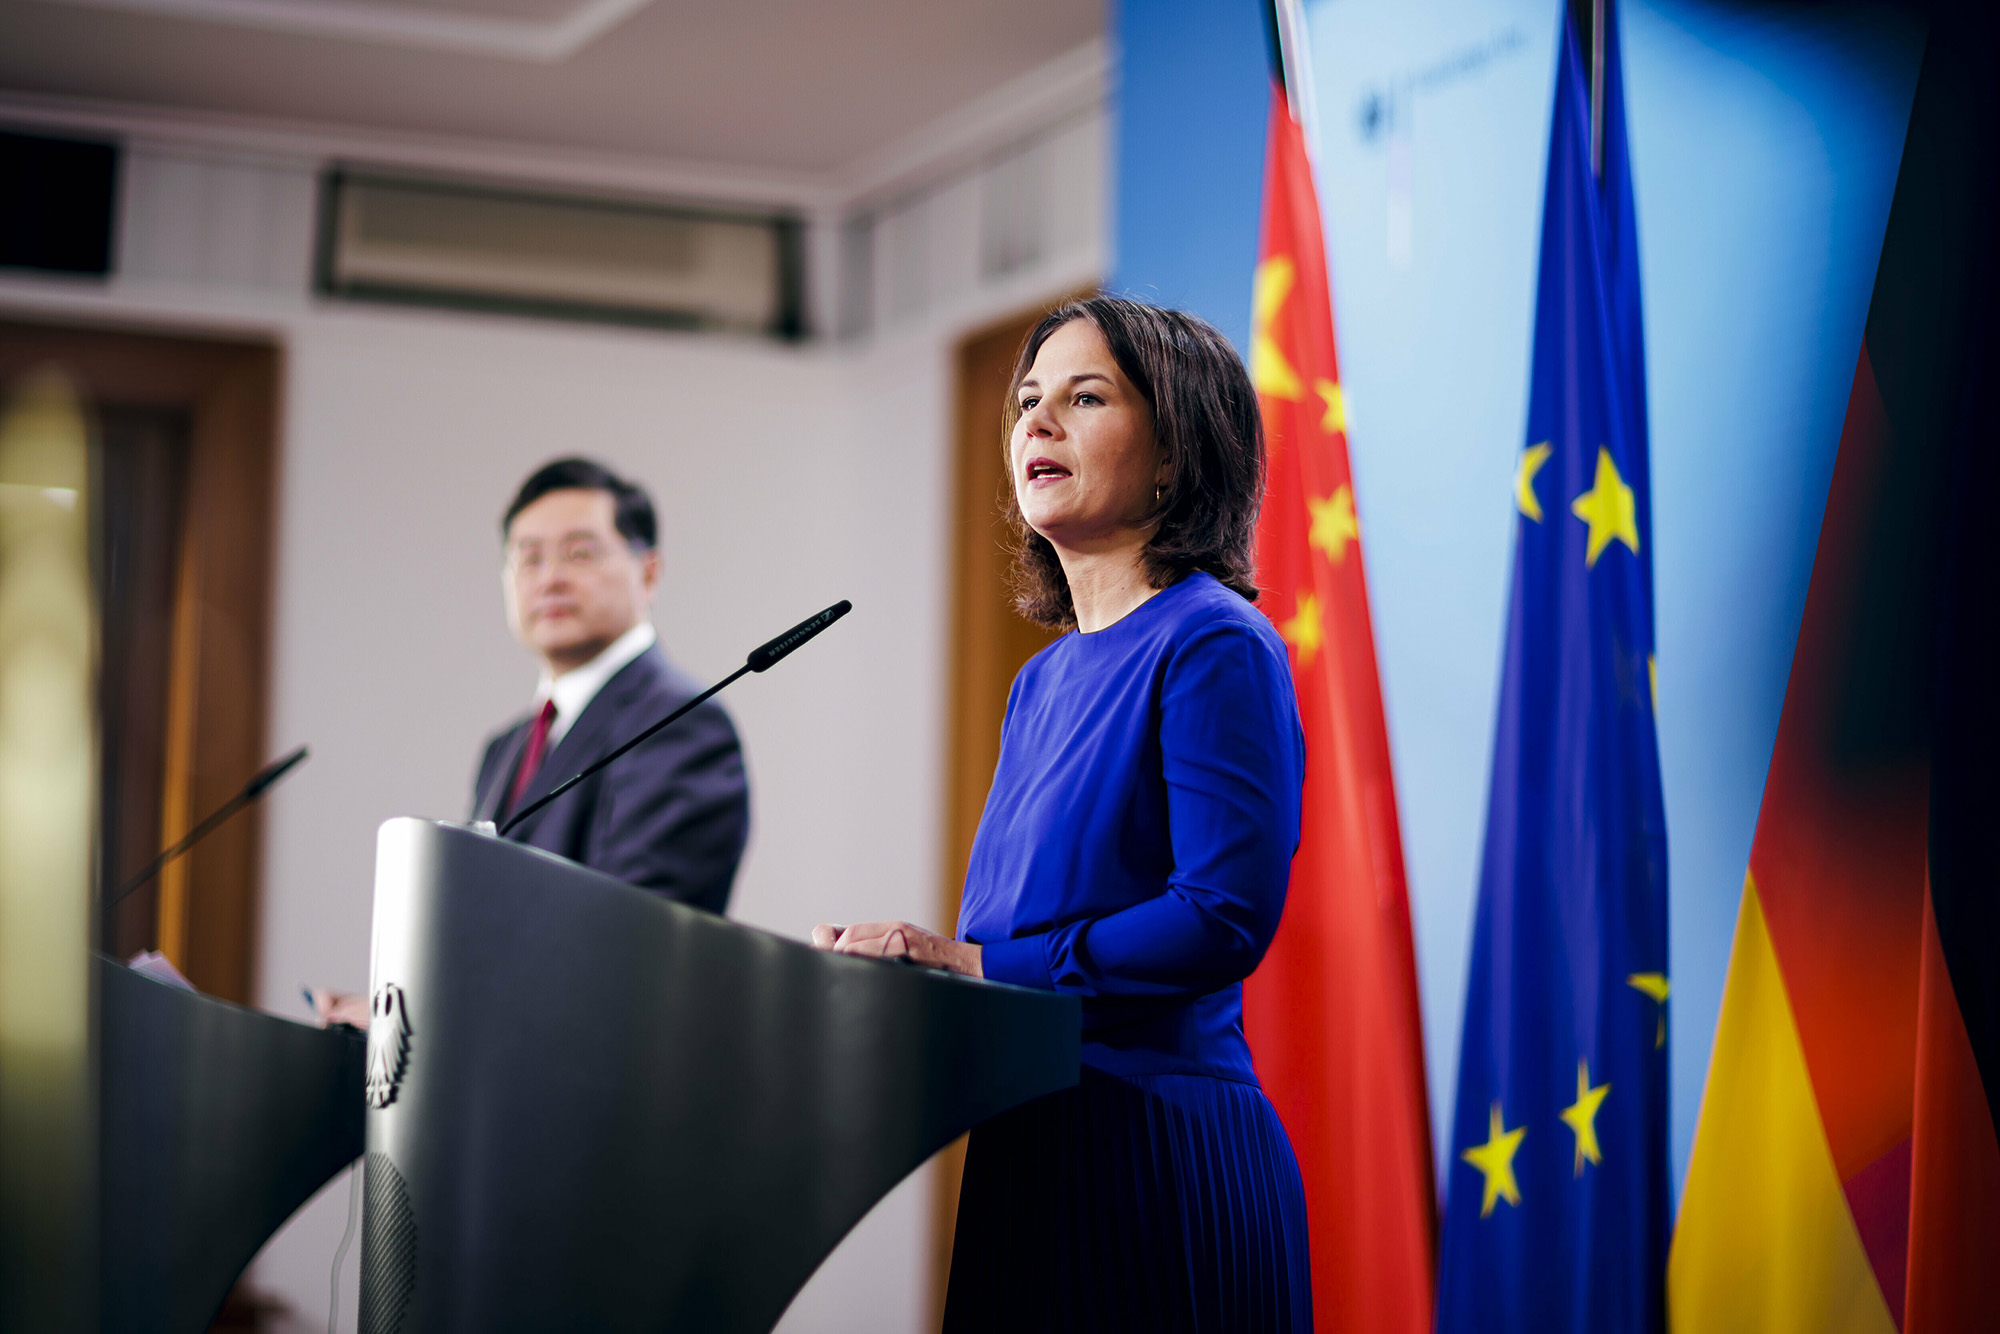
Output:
top-left (111, 745), bottom-right (310, 907)
top-left (747, 600), bottom-right (852, 672)
top-left (498, 600), bottom-right (852, 838)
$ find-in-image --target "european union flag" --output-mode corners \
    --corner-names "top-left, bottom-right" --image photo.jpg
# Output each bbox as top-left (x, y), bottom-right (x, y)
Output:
top-left (1436, 3), bottom-right (1669, 1331)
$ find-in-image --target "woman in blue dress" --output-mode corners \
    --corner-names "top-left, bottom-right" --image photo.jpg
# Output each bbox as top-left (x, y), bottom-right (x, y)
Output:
top-left (813, 295), bottom-right (1311, 1331)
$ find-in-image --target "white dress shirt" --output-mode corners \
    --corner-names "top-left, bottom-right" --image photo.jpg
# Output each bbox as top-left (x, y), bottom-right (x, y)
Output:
top-left (534, 621), bottom-right (657, 749)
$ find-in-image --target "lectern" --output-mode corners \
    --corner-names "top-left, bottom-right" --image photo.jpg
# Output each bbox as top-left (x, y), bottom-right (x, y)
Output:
top-left (360, 819), bottom-right (1080, 1333)
top-left (99, 955), bottom-right (366, 1332)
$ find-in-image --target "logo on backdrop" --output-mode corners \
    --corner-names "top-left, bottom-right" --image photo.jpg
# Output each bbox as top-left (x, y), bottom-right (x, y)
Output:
top-left (365, 983), bottom-right (412, 1109)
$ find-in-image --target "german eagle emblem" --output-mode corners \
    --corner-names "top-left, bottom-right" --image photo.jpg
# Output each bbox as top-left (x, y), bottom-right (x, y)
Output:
top-left (365, 982), bottom-right (412, 1109)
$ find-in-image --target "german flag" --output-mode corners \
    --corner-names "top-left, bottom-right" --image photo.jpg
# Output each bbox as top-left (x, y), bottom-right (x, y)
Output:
top-left (1668, 10), bottom-right (2000, 1329)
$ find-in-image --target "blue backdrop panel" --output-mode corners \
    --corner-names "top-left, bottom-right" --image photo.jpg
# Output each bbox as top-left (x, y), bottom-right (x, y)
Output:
top-left (1110, 0), bottom-right (1271, 356)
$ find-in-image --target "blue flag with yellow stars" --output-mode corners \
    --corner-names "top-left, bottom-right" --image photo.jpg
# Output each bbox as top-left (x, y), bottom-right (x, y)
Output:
top-left (1436, 2), bottom-right (1669, 1331)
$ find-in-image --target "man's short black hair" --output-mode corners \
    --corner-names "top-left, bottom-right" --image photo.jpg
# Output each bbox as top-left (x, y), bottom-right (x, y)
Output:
top-left (503, 457), bottom-right (657, 550)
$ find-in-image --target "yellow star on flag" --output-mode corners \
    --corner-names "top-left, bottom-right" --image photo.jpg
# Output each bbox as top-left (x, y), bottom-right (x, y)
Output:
top-left (1250, 257), bottom-right (1304, 401)
top-left (1559, 1060), bottom-right (1612, 1177)
top-left (1308, 486), bottom-right (1358, 564)
top-left (1629, 972), bottom-right (1670, 1048)
top-left (1626, 973), bottom-right (1670, 1003)
top-left (1315, 378), bottom-right (1346, 434)
top-left (1279, 592), bottom-right (1324, 665)
top-left (1460, 1101), bottom-right (1525, 1217)
top-left (1570, 446), bottom-right (1640, 567)
top-left (1516, 442), bottom-right (1553, 522)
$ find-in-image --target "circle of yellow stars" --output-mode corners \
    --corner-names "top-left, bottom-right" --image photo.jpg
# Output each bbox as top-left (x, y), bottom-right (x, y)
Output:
top-left (1456, 417), bottom-right (1666, 1219)
top-left (1458, 974), bottom-right (1669, 1216)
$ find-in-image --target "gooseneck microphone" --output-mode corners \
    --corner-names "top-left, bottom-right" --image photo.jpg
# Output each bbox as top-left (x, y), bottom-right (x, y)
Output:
top-left (111, 745), bottom-right (310, 907)
top-left (498, 600), bottom-right (852, 838)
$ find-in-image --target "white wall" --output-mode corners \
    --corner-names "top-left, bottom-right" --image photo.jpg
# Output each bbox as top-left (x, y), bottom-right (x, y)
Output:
top-left (0, 102), bottom-right (1100, 1332)
top-left (257, 299), bottom-right (956, 1334)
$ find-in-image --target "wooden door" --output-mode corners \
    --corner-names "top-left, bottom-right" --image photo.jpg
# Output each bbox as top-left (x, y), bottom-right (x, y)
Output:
top-left (0, 320), bottom-right (279, 1003)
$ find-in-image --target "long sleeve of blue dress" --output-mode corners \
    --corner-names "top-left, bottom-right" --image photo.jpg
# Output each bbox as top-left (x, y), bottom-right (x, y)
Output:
top-left (957, 573), bottom-right (1305, 1083)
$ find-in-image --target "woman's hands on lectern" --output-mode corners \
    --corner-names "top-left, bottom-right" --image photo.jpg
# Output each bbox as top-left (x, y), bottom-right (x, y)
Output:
top-left (306, 987), bottom-right (372, 1030)
top-left (810, 921), bottom-right (984, 978)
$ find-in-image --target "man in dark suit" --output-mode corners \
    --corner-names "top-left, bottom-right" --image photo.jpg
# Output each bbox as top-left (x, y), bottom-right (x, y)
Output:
top-left (314, 456), bottom-right (749, 1026)
top-left (475, 456), bottom-right (749, 914)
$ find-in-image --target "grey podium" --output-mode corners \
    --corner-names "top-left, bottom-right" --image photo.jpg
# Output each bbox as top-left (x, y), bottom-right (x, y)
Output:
top-left (358, 818), bottom-right (1080, 1334)
top-left (99, 955), bottom-right (366, 1332)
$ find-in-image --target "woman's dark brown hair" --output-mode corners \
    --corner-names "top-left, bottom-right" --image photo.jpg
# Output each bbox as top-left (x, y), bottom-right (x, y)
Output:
top-left (1004, 295), bottom-right (1266, 629)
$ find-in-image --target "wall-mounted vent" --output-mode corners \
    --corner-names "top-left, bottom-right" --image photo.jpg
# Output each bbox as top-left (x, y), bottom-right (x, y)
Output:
top-left (318, 169), bottom-right (804, 338)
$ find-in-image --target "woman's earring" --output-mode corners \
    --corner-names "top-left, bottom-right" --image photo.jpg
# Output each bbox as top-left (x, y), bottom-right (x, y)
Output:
top-left (1155, 483), bottom-right (1164, 505)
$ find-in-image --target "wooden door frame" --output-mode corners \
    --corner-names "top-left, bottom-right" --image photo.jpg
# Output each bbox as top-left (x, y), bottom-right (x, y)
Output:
top-left (0, 315), bottom-right (280, 1004)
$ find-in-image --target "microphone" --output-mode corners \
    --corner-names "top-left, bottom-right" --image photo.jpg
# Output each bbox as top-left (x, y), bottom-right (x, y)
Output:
top-left (111, 745), bottom-right (310, 907)
top-left (498, 600), bottom-right (852, 838)
top-left (746, 600), bottom-right (852, 672)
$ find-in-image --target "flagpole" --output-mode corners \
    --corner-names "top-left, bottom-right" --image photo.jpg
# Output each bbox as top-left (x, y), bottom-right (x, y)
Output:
top-left (1590, 0), bottom-right (1605, 178)
top-left (1268, 0), bottom-right (1324, 166)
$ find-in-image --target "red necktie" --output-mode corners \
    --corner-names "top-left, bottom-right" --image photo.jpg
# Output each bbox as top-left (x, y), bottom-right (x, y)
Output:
top-left (506, 698), bottom-right (559, 817)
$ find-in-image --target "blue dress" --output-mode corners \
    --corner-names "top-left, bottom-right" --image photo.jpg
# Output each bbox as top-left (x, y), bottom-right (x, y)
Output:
top-left (947, 572), bottom-right (1314, 1333)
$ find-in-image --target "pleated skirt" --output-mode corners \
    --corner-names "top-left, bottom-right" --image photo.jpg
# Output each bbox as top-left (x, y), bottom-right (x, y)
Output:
top-left (943, 1067), bottom-right (1313, 1333)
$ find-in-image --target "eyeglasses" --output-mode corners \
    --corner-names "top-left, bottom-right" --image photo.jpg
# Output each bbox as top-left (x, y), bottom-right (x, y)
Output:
top-left (505, 538), bottom-right (615, 577)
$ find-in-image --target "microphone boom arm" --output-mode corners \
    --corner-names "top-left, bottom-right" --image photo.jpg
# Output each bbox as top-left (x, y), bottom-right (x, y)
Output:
top-left (111, 745), bottom-right (309, 908)
top-left (497, 599), bottom-right (851, 839)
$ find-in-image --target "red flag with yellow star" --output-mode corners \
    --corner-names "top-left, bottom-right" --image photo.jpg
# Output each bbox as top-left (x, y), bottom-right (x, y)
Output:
top-left (1244, 81), bottom-right (1437, 1334)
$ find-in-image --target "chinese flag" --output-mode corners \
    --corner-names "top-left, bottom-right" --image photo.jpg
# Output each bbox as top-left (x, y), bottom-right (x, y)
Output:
top-left (1244, 84), bottom-right (1437, 1334)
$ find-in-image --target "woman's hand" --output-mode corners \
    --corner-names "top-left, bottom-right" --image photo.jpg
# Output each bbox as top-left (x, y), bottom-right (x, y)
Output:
top-left (810, 921), bottom-right (984, 978)
top-left (306, 986), bottom-right (372, 1030)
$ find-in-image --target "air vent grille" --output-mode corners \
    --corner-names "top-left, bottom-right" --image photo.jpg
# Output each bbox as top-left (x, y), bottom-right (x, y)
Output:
top-left (319, 169), bottom-right (803, 337)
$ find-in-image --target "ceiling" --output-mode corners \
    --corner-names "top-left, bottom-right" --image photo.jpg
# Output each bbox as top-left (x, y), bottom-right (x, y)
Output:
top-left (0, 0), bottom-right (1103, 177)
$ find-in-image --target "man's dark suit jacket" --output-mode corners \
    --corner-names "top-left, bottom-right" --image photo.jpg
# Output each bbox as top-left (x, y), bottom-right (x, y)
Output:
top-left (472, 646), bottom-right (749, 915)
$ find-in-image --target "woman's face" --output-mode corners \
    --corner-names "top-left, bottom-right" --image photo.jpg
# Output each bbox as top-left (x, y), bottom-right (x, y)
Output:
top-left (1010, 319), bottom-right (1163, 555)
